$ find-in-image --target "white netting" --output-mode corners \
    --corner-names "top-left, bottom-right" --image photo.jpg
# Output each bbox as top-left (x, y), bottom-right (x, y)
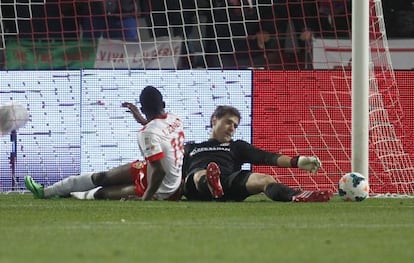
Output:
top-left (0, 0), bottom-right (351, 70)
top-left (367, 0), bottom-right (414, 195)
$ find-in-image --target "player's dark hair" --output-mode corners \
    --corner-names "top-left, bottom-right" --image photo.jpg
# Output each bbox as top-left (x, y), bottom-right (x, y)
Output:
top-left (139, 86), bottom-right (164, 114)
top-left (210, 105), bottom-right (241, 127)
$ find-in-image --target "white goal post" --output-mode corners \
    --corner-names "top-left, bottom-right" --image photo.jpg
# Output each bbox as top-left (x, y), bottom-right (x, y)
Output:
top-left (351, 0), bottom-right (369, 180)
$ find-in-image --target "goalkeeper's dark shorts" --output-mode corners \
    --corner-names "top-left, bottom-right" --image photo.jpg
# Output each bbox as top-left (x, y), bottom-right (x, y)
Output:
top-left (183, 169), bottom-right (251, 202)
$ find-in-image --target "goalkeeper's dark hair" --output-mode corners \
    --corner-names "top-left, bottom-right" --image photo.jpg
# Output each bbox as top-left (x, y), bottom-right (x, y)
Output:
top-left (210, 105), bottom-right (241, 127)
top-left (139, 86), bottom-right (165, 114)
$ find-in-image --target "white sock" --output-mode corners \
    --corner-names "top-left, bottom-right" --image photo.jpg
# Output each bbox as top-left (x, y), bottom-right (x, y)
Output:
top-left (44, 173), bottom-right (96, 198)
top-left (70, 187), bottom-right (101, 200)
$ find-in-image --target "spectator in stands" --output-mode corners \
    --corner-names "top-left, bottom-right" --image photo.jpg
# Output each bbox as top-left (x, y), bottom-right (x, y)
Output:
top-left (202, 0), bottom-right (318, 69)
top-left (176, 0), bottom-right (214, 68)
top-left (205, 0), bottom-right (266, 69)
top-left (256, 0), bottom-right (319, 69)
top-left (1, 1), bottom-right (17, 36)
top-left (142, 0), bottom-right (208, 68)
top-left (78, 0), bottom-right (140, 41)
top-left (317, 0), bottom-right (351, 38)
top-left (1, 0), bottom-right (80, 40)
top-left (142, 0), bottom-right (183, 39)
top-left (382, 0), bottom-right (414, 38)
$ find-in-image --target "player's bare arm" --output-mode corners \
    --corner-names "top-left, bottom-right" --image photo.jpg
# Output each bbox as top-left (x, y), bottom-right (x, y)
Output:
top-left (122, 102), bottom-right (148, 125)
top-left (142, 160), bottom-right (167, 201)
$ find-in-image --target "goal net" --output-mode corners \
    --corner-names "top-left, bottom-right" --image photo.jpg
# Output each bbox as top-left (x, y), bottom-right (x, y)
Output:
top-left (0, 0), bottom-right (413, 196)
top-left (254, 0), bottom-right (414, 196)
top-left (1, 0), bottom-right (350, 70)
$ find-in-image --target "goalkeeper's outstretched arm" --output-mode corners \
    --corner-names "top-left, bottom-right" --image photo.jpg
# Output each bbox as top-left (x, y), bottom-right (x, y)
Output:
top-left (277, 155), bottom-right (322, 174)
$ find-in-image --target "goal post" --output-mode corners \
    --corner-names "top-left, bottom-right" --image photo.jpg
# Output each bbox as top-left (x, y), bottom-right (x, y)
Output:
top-left (351, 0), bottom-right (370, 180)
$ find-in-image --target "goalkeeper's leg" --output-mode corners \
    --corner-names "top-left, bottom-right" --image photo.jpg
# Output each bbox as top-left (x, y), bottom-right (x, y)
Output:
top-left (245, 173), bottom-right (300, 202)
top-left (246, 173), bottom-right (332, 202)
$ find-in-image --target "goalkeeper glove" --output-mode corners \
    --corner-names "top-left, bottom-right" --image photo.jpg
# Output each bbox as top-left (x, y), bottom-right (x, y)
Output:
top-left (291, 156), bottom-right (321, 173)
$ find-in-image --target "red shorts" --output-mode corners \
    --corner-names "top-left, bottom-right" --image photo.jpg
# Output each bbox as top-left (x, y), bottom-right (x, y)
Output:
top-left (130, 160), bottom-right (148, 197)
top-left (130, 160), bottom-right (182, 200)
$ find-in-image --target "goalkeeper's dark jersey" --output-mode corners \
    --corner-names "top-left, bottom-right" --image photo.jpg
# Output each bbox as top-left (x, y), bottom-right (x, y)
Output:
top-left (182, 139), bottom-right (280, 178)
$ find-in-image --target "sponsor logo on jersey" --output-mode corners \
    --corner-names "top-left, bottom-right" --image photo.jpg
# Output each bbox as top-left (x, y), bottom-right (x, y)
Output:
top-left (189, 146), bottom-right (230, 156)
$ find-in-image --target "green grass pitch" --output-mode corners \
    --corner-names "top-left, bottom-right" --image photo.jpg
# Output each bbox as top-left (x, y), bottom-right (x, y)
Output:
top-left (0, 194), bottom-right (413, 263)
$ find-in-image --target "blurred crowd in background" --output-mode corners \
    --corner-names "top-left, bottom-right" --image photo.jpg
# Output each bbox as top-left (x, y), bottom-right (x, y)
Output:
top-left (0, 0), bottom-right (413, 69)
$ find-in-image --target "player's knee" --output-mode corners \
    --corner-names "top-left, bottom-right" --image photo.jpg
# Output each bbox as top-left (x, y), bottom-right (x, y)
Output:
top-left (92, 172), bottom-right (107, 186)
top-left (196, 175), bottom-right (210, 195)
top-left (93, 187), bottom-right (105, 199)
top-left (262, 174), bottom-right (277, 185)
top-left (247, 173), bottom-right (276, 192)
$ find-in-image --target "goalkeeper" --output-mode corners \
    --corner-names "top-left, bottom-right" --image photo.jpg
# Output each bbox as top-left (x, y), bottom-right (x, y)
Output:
top-left (182, 105), bottom-right (333, 202)
top-left (24, 86), bottom-right (185, 201)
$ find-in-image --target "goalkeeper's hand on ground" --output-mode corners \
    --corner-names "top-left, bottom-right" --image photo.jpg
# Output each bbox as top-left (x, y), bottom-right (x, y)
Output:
top-left (291, 156), bottom-right (321, 173)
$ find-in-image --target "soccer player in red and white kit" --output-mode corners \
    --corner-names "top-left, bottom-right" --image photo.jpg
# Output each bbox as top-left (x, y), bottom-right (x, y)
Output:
top-left (182, 105), bottom-right (333, 202)
top-left (25, 86), bottom-right (185, 201)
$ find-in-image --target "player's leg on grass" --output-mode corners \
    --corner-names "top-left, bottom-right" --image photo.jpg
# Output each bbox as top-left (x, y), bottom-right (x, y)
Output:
top-left (25, 162), bottom-right (134, 199)
top-left (24, 173), bottom-right (95, 199)
top-left (245, 173), bottom-right (299, 201)
top-left (96, 185), bottom-right (137, 200)
top-left (24, 176), bottom-right (45, 198)
top-left (72, 185), bottom-right (137, 200)
top-left (72, 162), bottom-right (144, 200)
top-left (245, 173), bottom-right (332, 202)
top-left (91, 162), bottom-right (134, 187)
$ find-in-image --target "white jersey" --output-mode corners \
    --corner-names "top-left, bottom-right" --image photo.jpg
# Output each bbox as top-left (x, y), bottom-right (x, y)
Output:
top-left (137, 112), bottom-right (185, 199)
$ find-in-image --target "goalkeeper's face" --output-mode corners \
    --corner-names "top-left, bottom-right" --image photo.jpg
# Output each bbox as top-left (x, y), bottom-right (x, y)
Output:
top-left (211, 114), bottom-right (239, 143)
